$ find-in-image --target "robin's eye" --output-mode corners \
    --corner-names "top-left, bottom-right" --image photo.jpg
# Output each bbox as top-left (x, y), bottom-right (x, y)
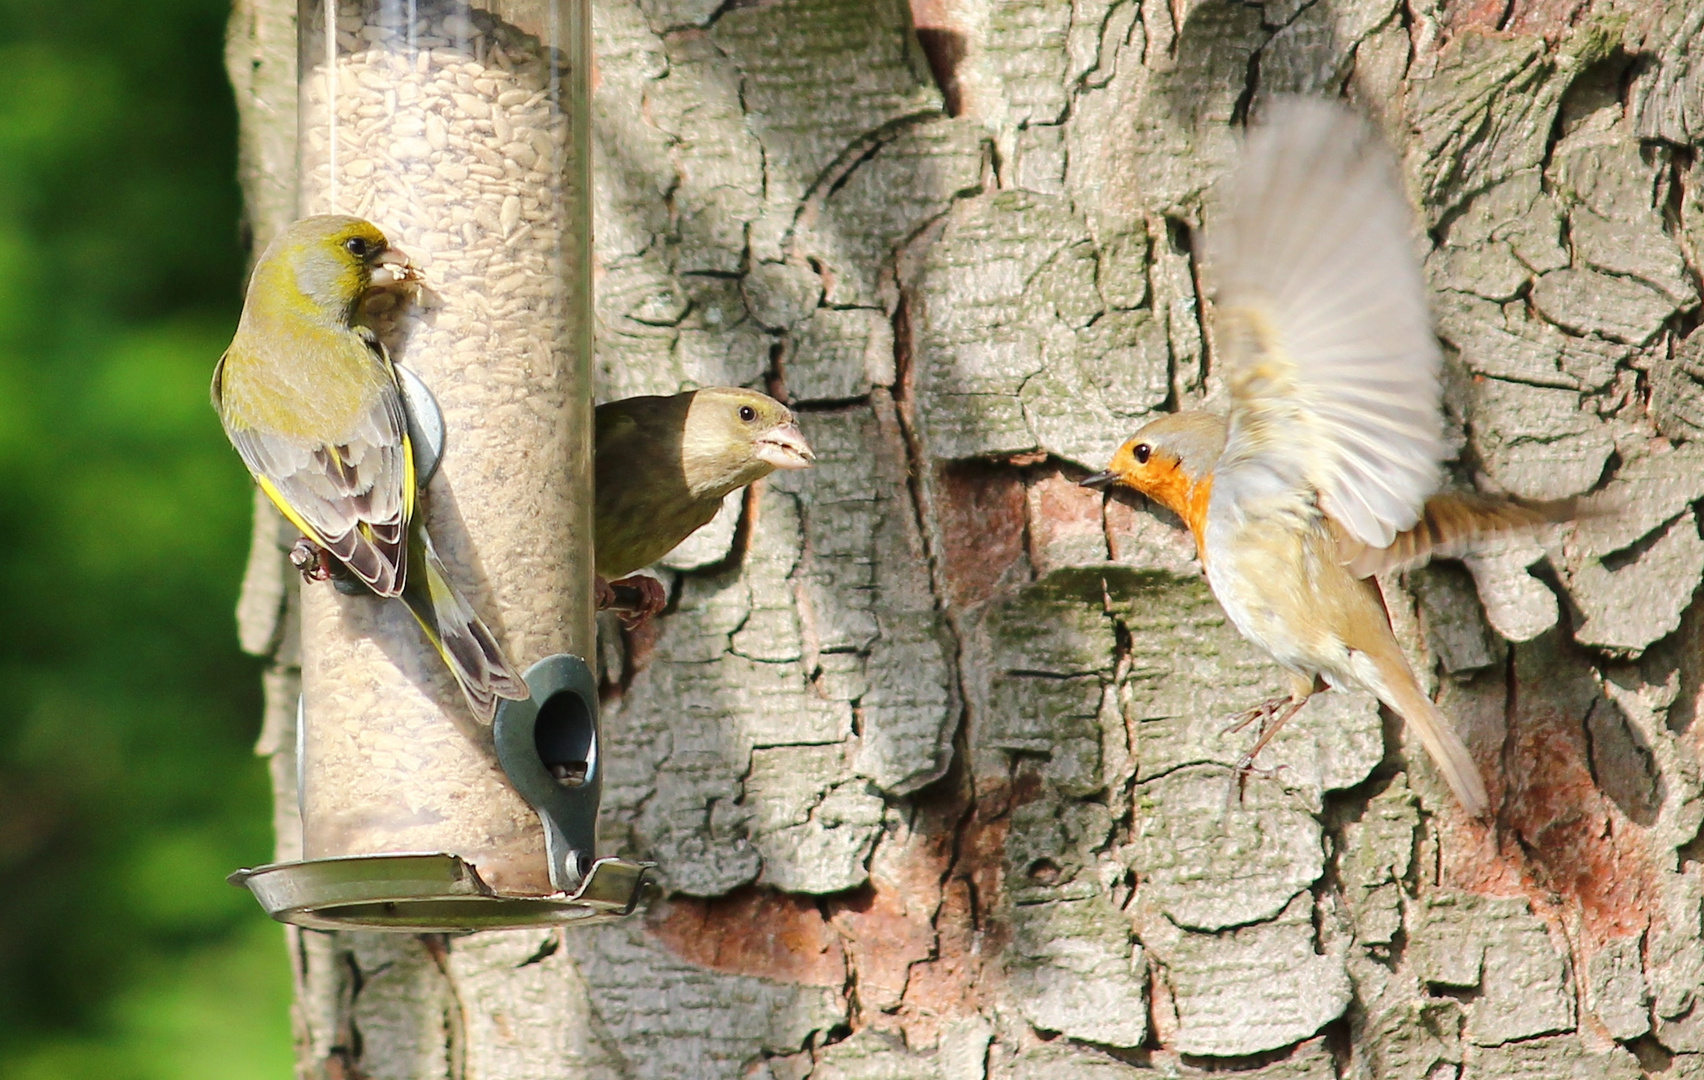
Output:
top-left (1134, 443), bottom-right (1151, 464)
top-left (739, 405), bottom-right (757, 422)
top-left (344, 236), bottom-right (371, 258)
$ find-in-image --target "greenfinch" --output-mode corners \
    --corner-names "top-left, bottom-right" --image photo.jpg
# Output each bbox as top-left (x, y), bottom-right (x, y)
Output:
top-left (212, 214), bottom-right (526, 720)
top-left (594, 388), bottom-right (814, 617)
top-left (1082, 100), bottom-right (1568, 817)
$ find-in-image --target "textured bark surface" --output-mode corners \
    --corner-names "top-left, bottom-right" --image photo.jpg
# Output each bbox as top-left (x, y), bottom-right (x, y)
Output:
top-left (230, 0), bottom-right (1704, 1076)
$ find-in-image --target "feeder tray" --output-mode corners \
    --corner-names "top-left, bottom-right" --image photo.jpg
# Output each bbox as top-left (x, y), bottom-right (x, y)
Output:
top-left (233, 654), bottom-right (653, 931)
top-left (230, 853), bottom-right (649, 932)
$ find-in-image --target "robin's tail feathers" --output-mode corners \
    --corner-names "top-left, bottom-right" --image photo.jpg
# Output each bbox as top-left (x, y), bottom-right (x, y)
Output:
top-left (1374, 658), bottom-right (1491, 817)
top-left (1336, 492), bottom-right (1580, 579)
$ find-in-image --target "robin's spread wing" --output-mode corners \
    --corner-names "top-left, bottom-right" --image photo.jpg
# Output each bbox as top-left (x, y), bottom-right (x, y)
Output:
top-left (216, 335), bottom-right (415, 597)
top-left (1210, 98), bottom-right (1442, 550)
top-left (1332, 493), bottom-right (1577, 579)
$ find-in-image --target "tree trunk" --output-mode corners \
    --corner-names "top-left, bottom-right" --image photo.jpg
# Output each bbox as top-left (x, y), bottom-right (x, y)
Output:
top-left (229, 0), bottom-right (1704, 1076)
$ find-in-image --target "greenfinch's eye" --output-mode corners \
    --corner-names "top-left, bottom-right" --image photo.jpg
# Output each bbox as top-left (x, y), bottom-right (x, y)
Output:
top-left (344, 236), bottom-right (371, 258)
top-left (1134, 443), bottom-right (1151, 464)
top-left (738, 405), bottom-right (757, 422)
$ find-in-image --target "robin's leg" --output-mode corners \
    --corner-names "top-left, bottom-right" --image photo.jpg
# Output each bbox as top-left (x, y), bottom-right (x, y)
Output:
top-left (1233, 694), bottom-right (1310, 773)
top-left (1226, 671), bottom-right (1319, 803)
top-left (1225, 671), bottom-right (1324, 734)
top-left (1224, 695), bottom-right (1292, 735)
top-left (597, 574), bottom-right (669, 629)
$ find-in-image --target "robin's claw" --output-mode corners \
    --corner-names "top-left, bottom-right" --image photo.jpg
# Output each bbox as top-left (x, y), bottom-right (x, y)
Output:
top-left (1233, 754), bottom-right (1288, 780)
top-left (1225, 756), bottom-right (1291, 808)
top-left (1219, 692), bottom-right (1310, 806)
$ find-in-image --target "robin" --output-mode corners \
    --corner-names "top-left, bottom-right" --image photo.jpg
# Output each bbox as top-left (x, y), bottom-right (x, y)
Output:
top-left (1082, 99), bottom-right (1565, 817)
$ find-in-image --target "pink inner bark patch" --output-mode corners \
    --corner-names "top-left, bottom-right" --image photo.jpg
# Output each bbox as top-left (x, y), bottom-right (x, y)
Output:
top-left (1444, 667), bottom-right (1659, 950)
top-left (1441, 0), bottom-right (1593, 40)
top-left (934, 461), bottom-right (1027, 609)
top-left (1502, 711), bottom-right (1657, 944)
top-left (648, 888), bottom-right (848, 987)
top-left (1025, 468), bottom-right (1108, 577)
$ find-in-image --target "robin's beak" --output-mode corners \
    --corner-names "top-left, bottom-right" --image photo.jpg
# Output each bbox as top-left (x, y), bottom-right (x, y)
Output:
top-left (371, 246), bottom-right (422, 286)
top-left (1079, 471), bottom-right (1118, 489)
top-left (754, 422), bottom-right (815, 470)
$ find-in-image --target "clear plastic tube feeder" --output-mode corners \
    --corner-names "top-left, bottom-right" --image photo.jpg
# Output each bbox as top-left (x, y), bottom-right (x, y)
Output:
top-left (230, 0), bottom-right (651, 931)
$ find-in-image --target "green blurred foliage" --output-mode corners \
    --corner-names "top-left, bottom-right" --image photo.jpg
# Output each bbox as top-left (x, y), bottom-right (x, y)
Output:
top-left (0, 0), bottom-right (291, 1075)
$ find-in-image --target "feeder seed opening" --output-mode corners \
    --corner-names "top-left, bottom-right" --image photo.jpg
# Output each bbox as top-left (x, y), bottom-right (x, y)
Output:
top-left (535, 688), bottom-right (594, 788)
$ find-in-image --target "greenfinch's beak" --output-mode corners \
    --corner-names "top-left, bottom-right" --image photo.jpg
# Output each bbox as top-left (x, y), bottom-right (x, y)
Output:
top-left (1079, 471), bottom-right (1117, 489)
top-left (370, 246), bottom-right (422, 286)
top-left (754, 422), bottom-right (815, 470)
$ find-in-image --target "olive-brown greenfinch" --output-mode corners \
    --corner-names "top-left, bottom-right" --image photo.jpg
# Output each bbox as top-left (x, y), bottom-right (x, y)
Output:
top-left (212, 214), bottom-right (526, 720)
top-left (594, 388), bottom-right (814, 616)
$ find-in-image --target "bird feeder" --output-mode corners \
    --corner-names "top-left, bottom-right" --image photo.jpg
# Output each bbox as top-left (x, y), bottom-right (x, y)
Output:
top-left (230, 0), bottom-right (651, 931)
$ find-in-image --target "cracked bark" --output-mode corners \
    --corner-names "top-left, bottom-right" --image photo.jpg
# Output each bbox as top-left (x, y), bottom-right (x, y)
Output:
top-left (231, 0), bottom-right (1704, 1076)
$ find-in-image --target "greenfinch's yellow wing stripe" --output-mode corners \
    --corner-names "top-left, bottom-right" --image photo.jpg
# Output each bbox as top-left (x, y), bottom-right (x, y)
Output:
top-left (255, 473), bottom-right (330, 548)
top-left (400, 425), bottom-right (416, 523)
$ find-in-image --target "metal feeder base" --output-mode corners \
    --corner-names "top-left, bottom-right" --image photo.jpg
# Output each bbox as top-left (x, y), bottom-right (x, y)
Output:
top-left (231, 852), bottom-right (653, 932)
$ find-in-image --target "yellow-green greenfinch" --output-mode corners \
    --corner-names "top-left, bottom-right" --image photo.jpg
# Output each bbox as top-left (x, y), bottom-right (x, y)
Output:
top-left (212, 214), bottom-right (527, 720)
top-left (1081, 99), bottom-right (1569, 817)
top-left (594, 388), bottom-right (814, 617)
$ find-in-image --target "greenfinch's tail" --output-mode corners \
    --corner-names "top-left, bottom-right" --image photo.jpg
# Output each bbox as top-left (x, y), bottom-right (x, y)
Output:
top-left (400, 523), bottom-right (529, 721)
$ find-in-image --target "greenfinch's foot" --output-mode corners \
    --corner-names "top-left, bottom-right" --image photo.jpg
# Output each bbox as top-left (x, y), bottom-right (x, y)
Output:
top-left (289, 537), bottom-right (368, 595)
top-left (599, 574), bottom-right (668, 630)
top-left (289, 537), bottom-right (333, 583)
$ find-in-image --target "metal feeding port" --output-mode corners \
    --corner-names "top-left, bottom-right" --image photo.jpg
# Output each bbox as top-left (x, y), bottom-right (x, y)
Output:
top-left (492, 653), bottom-right (609, 893)
top-left (231, 655), bottom-right (652, 932)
